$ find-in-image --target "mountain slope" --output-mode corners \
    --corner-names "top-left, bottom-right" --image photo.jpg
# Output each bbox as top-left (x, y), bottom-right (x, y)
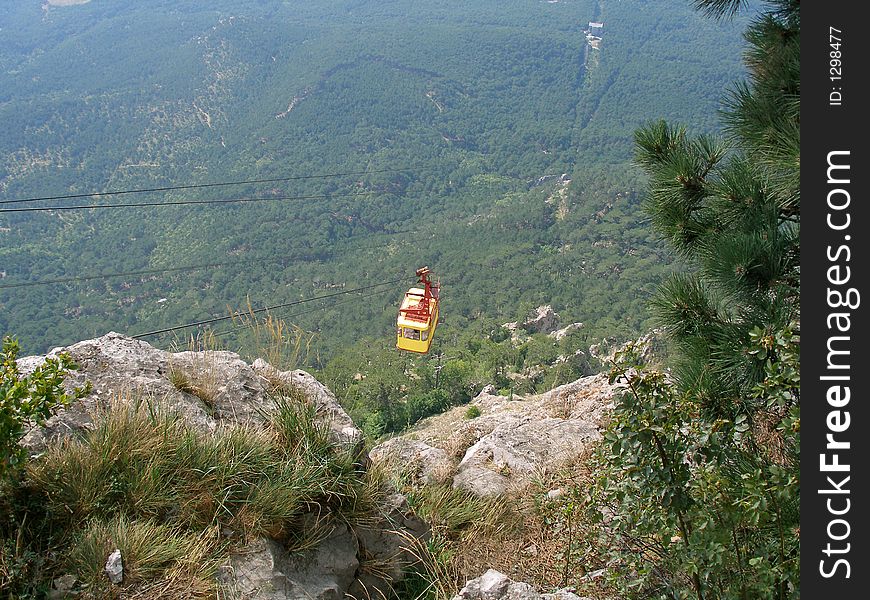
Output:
top-left (0, 0), bottom-right (748, 359)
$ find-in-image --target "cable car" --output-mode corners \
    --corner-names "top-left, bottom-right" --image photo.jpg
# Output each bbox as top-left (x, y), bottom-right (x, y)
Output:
top-left (396, 266), bottom-right (440, 354)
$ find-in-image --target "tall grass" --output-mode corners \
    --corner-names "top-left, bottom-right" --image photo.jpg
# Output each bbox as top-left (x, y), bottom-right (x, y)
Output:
top-left (18, 389), bottom-right (379, 597)
top-left (166, 333), bottom-right (224, 409)
top-left (386, 454), bottom-right (612, 600)
top-left (231, 301), bottom-right (318, 371)
top-left (68, 515), bottom-right (220, 599)
top-left (394, 482), bottom-right (518, 600)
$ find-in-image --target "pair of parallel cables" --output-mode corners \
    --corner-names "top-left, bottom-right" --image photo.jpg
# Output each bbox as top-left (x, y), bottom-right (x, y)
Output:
top-left (0, 167), bottom-right (420, 339)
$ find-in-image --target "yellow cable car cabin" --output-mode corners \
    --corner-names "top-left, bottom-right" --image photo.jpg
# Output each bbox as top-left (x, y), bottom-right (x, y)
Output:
top-left (396, 267), bottom-right (440, 354)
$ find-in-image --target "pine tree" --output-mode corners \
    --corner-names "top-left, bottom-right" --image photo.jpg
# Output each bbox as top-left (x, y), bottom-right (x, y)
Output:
top-left (634, 0), bottom-right (799, 419)
top-left (592, 2), bottom-right (800, 598)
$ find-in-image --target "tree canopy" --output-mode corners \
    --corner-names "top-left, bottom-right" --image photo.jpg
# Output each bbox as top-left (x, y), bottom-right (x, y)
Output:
top-left (593, 0), bottom-right (800, 597)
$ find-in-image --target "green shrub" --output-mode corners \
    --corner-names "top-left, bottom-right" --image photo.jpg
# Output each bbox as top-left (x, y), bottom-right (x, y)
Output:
top-left (591, 331), bottom-right (799, 599)
top-left (0, 336), bottom-right (87, 480)
top-left (463, 405), bottom-right (481, 419)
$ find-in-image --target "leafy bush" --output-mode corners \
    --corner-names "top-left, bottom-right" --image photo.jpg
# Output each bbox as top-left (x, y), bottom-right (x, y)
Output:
top-left (463, 405), bottom-right (481, 420)
top-left (592, 330), bottom-right (799, 599)
top-left (0, 336), bottom-right (86, 480)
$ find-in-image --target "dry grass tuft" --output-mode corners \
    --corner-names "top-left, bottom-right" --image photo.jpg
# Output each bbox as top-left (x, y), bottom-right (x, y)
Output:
top-left (450, 448), bottom-right (615, 597)
top-left (68, 515), bottom-right (221, 599)
top-left (231, 300), bottom-right (318, 371)
top-left (750, 408), bottom-right (792, 466)
top-left (441, 426), bottom-right (482, 461)
top-left (21, 391), bottom-right (382, 597)
top-left (164, 332), bottom-right (227, 410)
top-left (394, 446), bottom-right (616, 600)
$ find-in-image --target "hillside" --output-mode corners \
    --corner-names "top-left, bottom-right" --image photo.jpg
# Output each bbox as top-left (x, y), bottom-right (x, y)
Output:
top-left (0, 0), bottom-right (748, 362)
top-left (6, 333), bottom-right (428, 599)
top-left (3, 332), bottom-right (621, 599)
top-left (0, 0), bottom-right (801, 597)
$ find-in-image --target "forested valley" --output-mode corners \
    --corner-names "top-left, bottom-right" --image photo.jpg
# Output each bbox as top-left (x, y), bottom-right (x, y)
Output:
top-left (1, 1), bottom-right (804, 598)
top-left (2, 0), bottom-right (747, 434)
top-left (1, 0), bottom-right (746, 348)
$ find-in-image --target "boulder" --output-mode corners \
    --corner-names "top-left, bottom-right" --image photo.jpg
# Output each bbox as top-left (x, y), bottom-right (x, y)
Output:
top-left (218, 538), bottom-right (291, 600)
top-left (281, 523), bottom-right (360, 600)
top-left (452, 414), bottom-right (599, 497)
top-left (218, 526), bottom-right (360, 600)
top-left (19, 333), bottom-right (362, 453)
top-left (371, 373), bottom-right (621, 498)
top-left (453, 570), bottom-right (593, 600)
top-left (537, 373), bottom-right (618, 423)
top-left (252, 359), bottom-right (363, 451)
top-left (220, 503), bottom-right (428, 600)
top-left (520, 306), bottom-right (559, 334)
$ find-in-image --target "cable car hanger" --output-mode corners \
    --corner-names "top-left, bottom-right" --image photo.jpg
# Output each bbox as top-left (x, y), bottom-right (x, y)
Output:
top-left (396, 266), bottom-right (440, 354)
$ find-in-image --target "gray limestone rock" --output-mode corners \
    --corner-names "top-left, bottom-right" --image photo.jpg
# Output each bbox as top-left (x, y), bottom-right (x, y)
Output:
top-left (19, 333), bottom-right (427, 600)
top-left (218, 538), bottom-right (291, 600)
top-left (372, 373), bottom-right (621, 498)
top-left (478, 569), bottom-right (511, 600)
top-left (369, 437), bottom-right (452, 484)
top-left (454, 571), bottom-right (595, 600)
top-left (452, 414), bottom-right (599, 497)
top-left (347, 493), bottom-right (430, 600)
top-left (282, 523), bottom-right (360, 600)
top-left (19, 333), bottom-right (362, 453)
top-left (219, 523), bottom-right (359, 600)
top-left (548, 322), bottom-right (584, 341)
top-left (104, 549), bottom-right (123, 585)
top-left (521, 306), bottom-right (559, 334)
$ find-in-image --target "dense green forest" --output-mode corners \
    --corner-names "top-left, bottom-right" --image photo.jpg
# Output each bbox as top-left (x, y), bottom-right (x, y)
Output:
top-left (0, 1), bottom-right (802, 598)
top-left (1, 0), bottom-right (748, 370)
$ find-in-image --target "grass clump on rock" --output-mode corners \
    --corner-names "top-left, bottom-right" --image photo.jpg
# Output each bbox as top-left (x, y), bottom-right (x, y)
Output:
top-left (9, 389), bottom-right (376, 598)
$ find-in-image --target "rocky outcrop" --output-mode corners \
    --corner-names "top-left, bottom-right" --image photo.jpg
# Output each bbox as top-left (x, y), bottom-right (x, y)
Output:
top-left (453, 569), bottom-right (594, 600)
top-left (19, 332), bottom-right (362, 454)
top-left (369, 438), bottom-right (453, 485)
top-left (548, 322), bottom-right (584, 341)
top-left (348, 493), bottom-right (429, 599)
top-left (520, 305), bottom-right (559, 334)
top-left (19, 333), bottom-right (424, 600)
top-left (217, 494), bottom-right (428, 600)
top-left (452, 414), bottom-right (599, 497)
top-left (371, 373), bottom-right (622, 497)
top-left (502, 305), bottom-right (561, 338)
top-left (219, 525), bottom-right (359, 600)
top-left (588, 329), bottom-right (666, 367)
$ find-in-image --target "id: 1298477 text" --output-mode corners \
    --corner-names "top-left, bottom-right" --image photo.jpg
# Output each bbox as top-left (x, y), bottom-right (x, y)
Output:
top-left (829, 27), bottom-right (844, 106)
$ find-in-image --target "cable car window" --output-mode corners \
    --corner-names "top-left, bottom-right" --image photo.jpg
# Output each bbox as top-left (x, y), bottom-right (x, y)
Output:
top-left (421, 330), bottom-right (429, 341)
top-left (404, 328), bottom-right (420, 340)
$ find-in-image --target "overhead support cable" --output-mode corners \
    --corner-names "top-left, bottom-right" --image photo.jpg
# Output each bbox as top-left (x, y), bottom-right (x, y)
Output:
top-left (132, 277), bottom-right (410, 339)
top-left (0, 167), bottom-right (414, 205)
top-left (0, 231), bottom-right (416, 291)
top-left (212, 287), bottom-right (395, 338)
top-left (0, 191), bottom-right (377, 214)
